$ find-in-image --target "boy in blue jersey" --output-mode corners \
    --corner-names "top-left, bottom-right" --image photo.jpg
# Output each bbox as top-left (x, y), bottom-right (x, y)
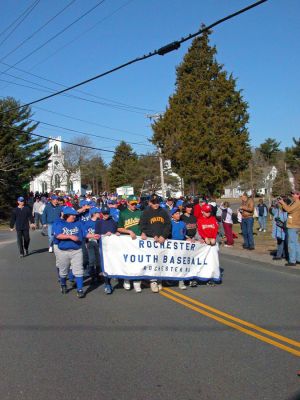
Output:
top-left (107, 200), bottom-right (120, 222)
top-left (53, 207), bottom-right (85, 298)
top-left (171, 208), bottom-right (188, 290)
top-left (83, 207), bottom-right (102, 283)
top-left (95, 206), bottom-right (118, 294)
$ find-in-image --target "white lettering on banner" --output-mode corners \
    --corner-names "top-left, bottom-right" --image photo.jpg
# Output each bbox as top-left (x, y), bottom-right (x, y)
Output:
top-left (100, 236), bottom-right (220, 282)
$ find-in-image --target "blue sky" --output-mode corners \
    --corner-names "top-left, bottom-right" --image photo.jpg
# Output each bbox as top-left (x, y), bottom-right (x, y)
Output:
top-left (1, 0), bottom-right (299, 164)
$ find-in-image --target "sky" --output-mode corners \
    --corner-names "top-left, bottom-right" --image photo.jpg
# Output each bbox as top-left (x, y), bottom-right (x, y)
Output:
top-left (0, 0), bottom-right (299, 164)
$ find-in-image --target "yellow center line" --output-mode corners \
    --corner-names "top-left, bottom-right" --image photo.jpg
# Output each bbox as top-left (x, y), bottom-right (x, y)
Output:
top-left (162, 288), bottom-right (300, 349)
top-left (159, 289), bottom-right (300, 357)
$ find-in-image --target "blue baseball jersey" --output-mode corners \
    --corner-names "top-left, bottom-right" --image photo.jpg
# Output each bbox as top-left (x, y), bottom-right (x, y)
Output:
top-left (171, 220), bottom-right (187, 240)
top-left (54, 220), bottom-right (83, 250)
top-left (83, 219), bottom-right (97, 237)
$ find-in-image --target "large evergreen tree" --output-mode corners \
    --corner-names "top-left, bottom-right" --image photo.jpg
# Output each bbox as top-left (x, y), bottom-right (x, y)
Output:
top-left (285, 137), bottom-right (300, 190)
top-left (0, 97), bottom-right (50, 208)
top-left (152, 30), bottom-right (251, 195)
top-left (108, 141), bottom-right (138, 190)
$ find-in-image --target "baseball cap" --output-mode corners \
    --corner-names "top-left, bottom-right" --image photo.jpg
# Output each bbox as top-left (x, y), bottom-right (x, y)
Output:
top-left (149, 194), bottom-right (160, 204)
top-left (63, 206), bottom-right (78, 215)
top-left (127, 195), bottom-right (138, 204)
top-left (51, 195), bottom-right (58, 200)
top-left (101, 206), bottom-right (110, 215)
top-left (107, 199), bottom-right (117, 205)
top-left (176, 200), bottom-right (184, 207)
top-left (171, 207), bottom-right (180, 215)
top-left (89, 207), bottom-right (102, 215)
top-left (202, 204), bottom-right (212, 213)
top-left (17, 196), bottom-right (24, 202)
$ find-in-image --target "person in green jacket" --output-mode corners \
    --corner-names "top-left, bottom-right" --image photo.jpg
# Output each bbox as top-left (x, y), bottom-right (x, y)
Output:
top-left (118, 195), bottom-right (142, 292)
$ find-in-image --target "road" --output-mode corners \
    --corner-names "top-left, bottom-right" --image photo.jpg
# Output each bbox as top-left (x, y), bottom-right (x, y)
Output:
top-left (0, 230), bottom-right (299, 400)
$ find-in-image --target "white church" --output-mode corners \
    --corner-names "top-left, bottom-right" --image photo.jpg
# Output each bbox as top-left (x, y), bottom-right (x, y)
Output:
top-left (30, 137), bottom-right (81, 194)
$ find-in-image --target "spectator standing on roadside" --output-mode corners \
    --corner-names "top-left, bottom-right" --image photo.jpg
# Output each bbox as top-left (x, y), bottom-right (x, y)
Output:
top-left (278, 191), bottom-right (300, 266)
top-left (256, 199), bottom-right (268, 232)
top-left (10, 197), bottom-right (35, 257)
top-left (270, 201), bottom-right (288, 260)
top-left (220, 201), bottom-right (234, 247)
top-left (240, 193), bottom-right (255, 250)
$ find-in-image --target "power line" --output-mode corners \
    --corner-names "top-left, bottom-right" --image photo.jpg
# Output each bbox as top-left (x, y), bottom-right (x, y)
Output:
top-left (0, 61), bottom-right (157, 113)
top-left (29, 118), bottom-right (153, 147)
top-left (0, 0), bottom-right (140, 103)
top-left (0, 123), bottom-right (159, 158)
top-left (0, 0), bottom-right (41, 47)
top-left (0, 0), bottom-right (77, 63)
top-left (30, 0), bottom-right (135, 70)
top-left (34, 105), bottom-right (150, 138)
top-left (0, 76), bottom-right (150, 115)
top-left (1, 0), bottom-right (268, 114)
top-left (0, 0), bottom-right (106, 77)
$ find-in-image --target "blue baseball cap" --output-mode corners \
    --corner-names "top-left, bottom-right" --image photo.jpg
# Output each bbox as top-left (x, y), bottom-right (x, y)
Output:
top-left (171, 207), bottom-right (180, 215)
top-left (62, 206), bottom-right (78, 215)
top-left (176, 200), bottom-right (184, 207)
top-left (89, 207), bottom-right (101, 215)
top-left (107, 199), bottom-right (117, 205)
top-left (17, 196), bottom-right (24, 202)
top-left (51, 195), bottom-right (58, 200)
top-left (101, 206), bottom-right (110, 215)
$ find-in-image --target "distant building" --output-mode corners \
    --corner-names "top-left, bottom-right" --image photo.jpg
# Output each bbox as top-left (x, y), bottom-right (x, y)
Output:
top-left (30, 137), bottom-right (81, 194)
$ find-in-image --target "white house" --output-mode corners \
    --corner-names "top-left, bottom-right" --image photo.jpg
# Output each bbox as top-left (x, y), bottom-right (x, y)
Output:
top-left (30, 137), bottom-right (81, 194)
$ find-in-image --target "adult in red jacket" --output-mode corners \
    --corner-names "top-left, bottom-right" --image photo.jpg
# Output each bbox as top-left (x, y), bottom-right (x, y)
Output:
top-left (197, 204), bottom-right (219, 245)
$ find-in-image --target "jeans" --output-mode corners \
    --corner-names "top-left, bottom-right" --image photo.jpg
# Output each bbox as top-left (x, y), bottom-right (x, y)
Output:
top-left (241, 218), bottom-right (254, 248)
top-left (258, 216), bottom-right (267, 230)
top-left (47, 224), bottom-right (53, 247)
top-left (34, 213), bottom-right (42, 229)
top-left (287, 228), bottom-right (300, 263)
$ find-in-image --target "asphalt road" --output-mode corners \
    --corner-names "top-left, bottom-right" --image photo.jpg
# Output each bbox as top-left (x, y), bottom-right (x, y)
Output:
top-left (0, 230), bottom-right (300, 400)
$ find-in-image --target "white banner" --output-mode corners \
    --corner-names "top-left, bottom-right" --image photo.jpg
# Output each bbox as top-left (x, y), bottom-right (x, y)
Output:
top-left (100, 235), bottom-right (221, 282)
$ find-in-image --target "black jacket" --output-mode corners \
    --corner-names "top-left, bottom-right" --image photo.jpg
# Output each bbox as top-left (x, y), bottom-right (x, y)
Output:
top-left (10, 206), bottom-right (34, 230)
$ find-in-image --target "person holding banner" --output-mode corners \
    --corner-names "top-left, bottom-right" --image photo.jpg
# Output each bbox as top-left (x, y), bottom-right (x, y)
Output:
top-left (117, 195), bottom-right (143, 293)
top-left (139, 194), bottom-right (171, 293)
top-left (171, 207), bottom-right (188, 290)
top-left (95, 206), bottom-right (118, 294)
top-left (197, 204), bottom-right (219, 245)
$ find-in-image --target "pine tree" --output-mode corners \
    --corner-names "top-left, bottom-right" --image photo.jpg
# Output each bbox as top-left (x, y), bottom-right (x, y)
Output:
top-left (108, 141), bottom-right (138, 190)
top-left (0, 97), bottom-right (50, 208)
top-left (285, 137), bottom-right (300, 190)
top-left (152, 30), bottom-right (251, 195)
top-left (259, 138), bottom-right (281, 164)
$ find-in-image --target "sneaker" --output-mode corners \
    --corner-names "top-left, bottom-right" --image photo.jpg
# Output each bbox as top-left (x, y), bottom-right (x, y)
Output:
top-left (123, 280), bottom-right (131, 290)
top-left (104, 284), bottom-right (112, 294)
top-left (258, 228), bottom-right (262, 232)
top-left (48, 247), bottom-right (53, 253)
top-left (77, 290), bottom-right (85, 298)
top-left (157, 282), bottom-right (162, 291)
top-left (248, 247), bottom-right (255, 250)
top-left (285, 262), bottom-right (296, 267)
top-left (133, 281), bottom-right (142, 293)
top-left (263, 229), bottom-right (266, 233)
top-left (150, 281), bottom-right (159, 293)
top-left (224, 244), bottom-right (233, 247)
top-left (178, 280), bottom-right (187, 290)
top-left (61, 285), bottom-right (68, 294)
top-left (272, 257), bottom-right (282, 260)
top-left (189, 280), bottom-right (198, 287)
top-left (19, 253), bottom-right (24, 258)
top-left (25, 249), bottom-right (29, 256)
